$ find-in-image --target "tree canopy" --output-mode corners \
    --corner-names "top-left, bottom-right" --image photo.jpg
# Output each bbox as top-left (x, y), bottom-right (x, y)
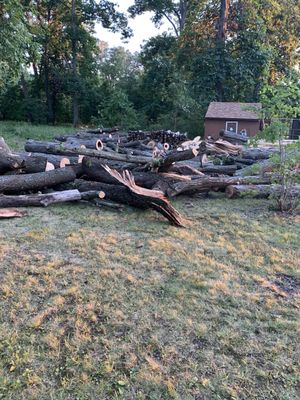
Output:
top-left (0, 0), bottom-right (299, 132)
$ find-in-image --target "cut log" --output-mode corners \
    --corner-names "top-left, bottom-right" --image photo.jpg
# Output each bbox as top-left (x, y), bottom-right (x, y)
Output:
top-left (102, 166), bottom-right (183, 226)
top-left (25, 140), bottom-right (153, 164)
top-left (226, 184), bottom-right (300, 199)
top-left (0, 208), bottom-right (27, 218)
top-left (0, 165), bottom-right (82, 193)
top-left (0, 152), bottom-right (56, 174)
top-left (15, 152), bottom-right (78, 168)
top-left (82, 157), bottom-right (178, 190)
top-left (0, 190), bottom-right (105, 207)
top-left (199, 164), bottom-right (237, 175)
top-left (168, 175), bottom-right (272, 197)
top-left (241, 148), bottom-right (279, 160)
top-left (167, 163), bottom-right (204, 176)
top-left (158, 149), bottom-right (199, 171)
top-left (65, 138), bottom-right (104, 150)
top-left (58, 180), bottom-right (151, 209)
top-left (219, 130), bottom-right (249, 144)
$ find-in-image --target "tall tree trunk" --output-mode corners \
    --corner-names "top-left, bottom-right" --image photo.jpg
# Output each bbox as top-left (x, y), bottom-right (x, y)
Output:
top-left (71, 0), bottom-right (79, 127)
top-left (20, 73), bottom-right (34, 123)
top-left (215, 0), bottom-right (230, 101)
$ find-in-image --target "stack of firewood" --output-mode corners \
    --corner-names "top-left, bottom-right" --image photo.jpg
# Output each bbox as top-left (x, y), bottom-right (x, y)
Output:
top-left (0, 129), bottom-right (298, 223)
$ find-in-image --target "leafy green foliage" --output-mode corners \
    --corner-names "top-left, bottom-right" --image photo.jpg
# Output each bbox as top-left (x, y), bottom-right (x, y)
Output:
top-left (0, 0), bottom-right (31, 91)
top-left (251, 77), bottom-right (300, 212)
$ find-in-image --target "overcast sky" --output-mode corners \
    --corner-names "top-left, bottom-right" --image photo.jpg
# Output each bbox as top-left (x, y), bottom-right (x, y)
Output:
top-left (95, 0), bottom-right (166, 53)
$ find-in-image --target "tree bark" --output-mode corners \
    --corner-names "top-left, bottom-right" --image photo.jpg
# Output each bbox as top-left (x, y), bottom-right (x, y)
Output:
top-left (168, 175), bottom-right (272, 197)
top-left (82, 157), bottom-right (177, 189)
top-left (219, 130), bottom-right (248, 144)
top-left (71, 0), bottom-right (79, 127)
top-left (226, 184), bottom-right (300, 199)
top-left (102, 166), bottom-right (183, 226)
top-left (241, 148), bottom-right (279, 160)
top-left (0, 165), bottom-right (82, 193)
top-left (199, 164), bottom-right (237, 175)
top-left (0, 190), bottom-right (103, 207)
top-left (25, 140), bottom-right (153, 164)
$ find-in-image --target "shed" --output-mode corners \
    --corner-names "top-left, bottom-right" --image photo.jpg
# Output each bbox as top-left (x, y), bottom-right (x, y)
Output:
top-left (204, 102), bottom-right (262, 140)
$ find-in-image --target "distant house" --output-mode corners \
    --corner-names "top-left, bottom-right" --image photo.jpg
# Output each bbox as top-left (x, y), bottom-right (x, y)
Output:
top-left (204, 102), bottom-right (262, 140)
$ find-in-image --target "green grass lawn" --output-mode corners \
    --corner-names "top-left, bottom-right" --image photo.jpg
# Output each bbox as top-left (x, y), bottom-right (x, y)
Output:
top-left (0, 122), bottom-right (299, 399)
top-left (0, 121), bottom-right (75, 150)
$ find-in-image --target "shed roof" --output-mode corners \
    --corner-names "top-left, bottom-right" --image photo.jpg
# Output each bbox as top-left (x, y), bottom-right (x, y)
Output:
top-left (205, 102), bottom-right (261, 120)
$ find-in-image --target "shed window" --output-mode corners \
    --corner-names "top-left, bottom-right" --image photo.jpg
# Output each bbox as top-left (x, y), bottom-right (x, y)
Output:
top-left (226, 121), bottom-right (238, 133)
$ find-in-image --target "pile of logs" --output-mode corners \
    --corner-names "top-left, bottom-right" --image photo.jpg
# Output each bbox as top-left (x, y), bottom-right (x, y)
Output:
top-left (0, 128), bottom-right (299, 223)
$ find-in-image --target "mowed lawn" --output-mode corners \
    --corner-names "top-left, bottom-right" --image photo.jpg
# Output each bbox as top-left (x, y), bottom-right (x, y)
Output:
top-left (0, 122), bottom-right (299, 400)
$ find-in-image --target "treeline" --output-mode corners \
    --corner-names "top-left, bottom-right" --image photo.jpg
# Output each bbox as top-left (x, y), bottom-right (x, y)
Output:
top-left (0, 1), bottom-right (299, 135)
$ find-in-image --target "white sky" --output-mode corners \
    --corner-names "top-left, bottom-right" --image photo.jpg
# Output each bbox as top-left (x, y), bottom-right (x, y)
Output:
top-left (95, 0), bottom-right (167, 53)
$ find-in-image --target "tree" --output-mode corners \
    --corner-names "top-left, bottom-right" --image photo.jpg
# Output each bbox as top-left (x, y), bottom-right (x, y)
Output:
top-left (253, 75), bottom-right (300, 212)
top-left (128, 0), bottom-right (195, 37)
top-left (0, 0), bottom-right (30, 92)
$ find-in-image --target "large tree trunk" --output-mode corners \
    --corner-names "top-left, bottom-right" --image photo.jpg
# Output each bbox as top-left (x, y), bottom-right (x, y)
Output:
top-left (168, 175), bottom-right (272, 197)
top-left (59, 180), bottom-right (150, 209)
top-left (215, 0), bottom-right (230, 101)
top-left (241, 148), bottom-right (279, 160)
top-left (71, 0), bottom-right (79, 127)
top-left (219, 130), bottom-right (248, 144)
top-left (25, 140), bottom-right (153, 164)
top-left (0, 190), bottom-right (102, 207)
top-left (102, 166), bottom-right (183, 226)
top-left (226, 184), bottom-right (300, 199)
top-left (199, 164), bottom-right (237, 175)
top-left (0, 165), bottom-right (82, 193)
top-left (82, 157), bottom-right (179, 190)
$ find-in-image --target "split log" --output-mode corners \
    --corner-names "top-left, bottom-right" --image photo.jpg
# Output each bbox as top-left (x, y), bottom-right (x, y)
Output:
top-left (102, 166), bottom-right (183, 226)
top-left (226, 184), bottom-right (300, 199)
top-left (0, 208), bottom-right (27, 218)
top-left (168, 175), bottom-right (272, 197)
top-left (0, 190), bottom-right (103, 207)
top-left (0, 165), bottom-right (82, 193)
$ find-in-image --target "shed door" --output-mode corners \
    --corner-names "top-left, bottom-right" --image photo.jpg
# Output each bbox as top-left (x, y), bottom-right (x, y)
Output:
top-left (226, 121), bottom-right (238, 133)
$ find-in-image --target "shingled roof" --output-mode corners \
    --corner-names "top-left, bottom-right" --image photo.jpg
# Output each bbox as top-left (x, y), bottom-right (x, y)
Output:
top-left (205, 102), bottom-right (261, 120)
